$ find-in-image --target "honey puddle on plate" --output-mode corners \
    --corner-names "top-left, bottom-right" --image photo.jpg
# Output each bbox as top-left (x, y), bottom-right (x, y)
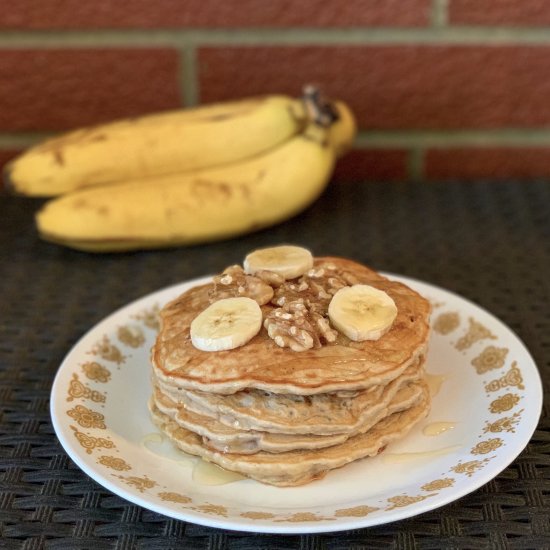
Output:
top-left (425, 373), bottom-right (447, 397)
top-left (423, 422), bottom-right (456, 436)
top-left (192, 460), bottom-right (246, 485)
top-left (381, 370), bottom-right (459, 463)
top-left (141, 433), bottom-right (244, 485)
top-left (141, 432), bottom-right (195, 465)
top-left (382, 445), bottom-right (462, 464)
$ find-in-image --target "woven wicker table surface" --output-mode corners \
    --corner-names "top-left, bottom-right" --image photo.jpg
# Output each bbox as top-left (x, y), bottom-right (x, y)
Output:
top-left (1, 181), bottom-right (548, 549)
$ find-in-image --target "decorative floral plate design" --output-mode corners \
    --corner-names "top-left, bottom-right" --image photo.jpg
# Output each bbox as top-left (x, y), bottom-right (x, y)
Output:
top-left (50, 274), bottom-right (542, 533)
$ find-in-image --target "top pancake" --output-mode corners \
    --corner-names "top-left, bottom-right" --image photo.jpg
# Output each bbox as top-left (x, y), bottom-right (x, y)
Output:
top-left (152, 257), bottom-right (431, 395)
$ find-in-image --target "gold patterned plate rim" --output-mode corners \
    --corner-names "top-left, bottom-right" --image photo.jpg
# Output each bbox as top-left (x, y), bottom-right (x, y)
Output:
top-left (50, 274), bottom-right (543, 534)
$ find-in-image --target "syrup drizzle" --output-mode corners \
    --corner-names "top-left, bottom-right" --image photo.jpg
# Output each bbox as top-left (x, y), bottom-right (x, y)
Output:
top-left (422, 422), bottom-right (456, 437)
top-left (382, 445), bottom-right (462, 464)
top-left (425, 373), bottom-right (447, 397)
top-left (141, 432), bottom-right (244, 484)
top-left (192, 460), bottom-right (245, 485)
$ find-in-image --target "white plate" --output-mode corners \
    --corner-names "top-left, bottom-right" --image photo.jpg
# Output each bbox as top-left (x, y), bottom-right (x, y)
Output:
top-left (50, 274), bottom-right (542, 534)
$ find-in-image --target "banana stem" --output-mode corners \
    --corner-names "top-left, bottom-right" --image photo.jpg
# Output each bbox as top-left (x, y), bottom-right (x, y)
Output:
top-left (302, 85), bottom-right (339, 128)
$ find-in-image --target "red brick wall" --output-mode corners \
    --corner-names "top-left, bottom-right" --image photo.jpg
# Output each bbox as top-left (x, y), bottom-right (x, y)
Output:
top-left (1, 0), bottom-right (550, 182)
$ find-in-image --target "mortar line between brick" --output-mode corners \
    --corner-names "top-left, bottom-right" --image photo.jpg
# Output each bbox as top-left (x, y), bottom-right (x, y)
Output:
top-left (6, 130), bottom-right (550, 150)
top-left (180, 45), bottom-right (199, 106)
top-left (354, 129), bottom-right (550, 147)
top-left (3, 27), bottom-right (550, 46)
top-left (431, 0), bottom-right (449, 28)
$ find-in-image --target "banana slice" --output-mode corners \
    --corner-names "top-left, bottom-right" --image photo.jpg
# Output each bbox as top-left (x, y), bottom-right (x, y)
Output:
top-left (243, 245), bottom-right (313, 280)
top-left (190, 297), bottom-right (262, 352)
top-left (328, 284), bottom-right (397, 342)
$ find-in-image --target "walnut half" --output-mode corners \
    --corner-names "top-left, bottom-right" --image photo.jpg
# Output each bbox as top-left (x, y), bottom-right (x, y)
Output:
top-left (264, 299), bottom-right (338, 352)
top-left (210, 265), bottom-right (274, 305)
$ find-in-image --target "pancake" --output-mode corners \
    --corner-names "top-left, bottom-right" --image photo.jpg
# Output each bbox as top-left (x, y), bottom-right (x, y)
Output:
top-left (148, 250), bottom-right (432, 486)
top-left (149, 382), bottom-right (431, 487)
top-left (153, 358), bottom-right (425, 436)
top-left (152, 257), bottom-right (431, 395)
top-left (153, 379), bottom-right (424, 454)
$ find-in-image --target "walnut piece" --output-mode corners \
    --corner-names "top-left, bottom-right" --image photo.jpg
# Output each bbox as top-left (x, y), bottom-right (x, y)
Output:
top-left (210, 265), bottom-right (274, 305)
top-left (264, 299), bottom-right (338, 352)
top-left (210, 260), bottom-right (358, 352)
top-left (271, 263), bottom-right (354, 315)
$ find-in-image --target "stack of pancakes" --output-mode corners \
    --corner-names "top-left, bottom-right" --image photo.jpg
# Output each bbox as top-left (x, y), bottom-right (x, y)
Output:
top-left (149, 256), bottom-right (431, 486)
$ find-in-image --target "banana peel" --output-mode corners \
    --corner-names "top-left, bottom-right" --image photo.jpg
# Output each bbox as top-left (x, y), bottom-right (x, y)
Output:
top-left (36, 123), bottom-right (337, 252)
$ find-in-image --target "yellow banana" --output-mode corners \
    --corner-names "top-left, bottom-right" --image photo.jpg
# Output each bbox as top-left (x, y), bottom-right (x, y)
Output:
top-left (329, 100), bottom-right (357, 158)
top-left (5, 95), bottom-right (307, 197)
top-left (36, 121), bottom-right (335, 252)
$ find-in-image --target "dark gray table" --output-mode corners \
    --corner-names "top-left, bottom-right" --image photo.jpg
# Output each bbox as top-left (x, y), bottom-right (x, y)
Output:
top-left (1, 181), bottom-right (548, 549)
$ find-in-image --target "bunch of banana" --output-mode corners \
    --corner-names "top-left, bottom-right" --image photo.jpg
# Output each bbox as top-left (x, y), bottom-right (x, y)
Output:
top-left (5, 87), bottom-right (356, 252)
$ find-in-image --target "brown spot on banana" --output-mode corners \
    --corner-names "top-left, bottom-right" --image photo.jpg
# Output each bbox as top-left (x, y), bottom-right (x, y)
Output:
top-left (165, 207), bottom-right (176, 220)
top-left (217, 182), bottom-right (232, 198)
top-left (199, 110), bottom-right (251, 122)
top-left (64, 197), bottom-right (107, 216)
top-left (191, 179), bottom-right (234, 200)
top-left (53, 150), bottom-right (65, 166)
top-left (72, 199), bottom-right (89, 209)
top-left (36, 129), bottom-right (108, 154)
top-left (192, 103), bottom-right (259, 123)
top-left (239, 184), bottom-right (252, 202)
